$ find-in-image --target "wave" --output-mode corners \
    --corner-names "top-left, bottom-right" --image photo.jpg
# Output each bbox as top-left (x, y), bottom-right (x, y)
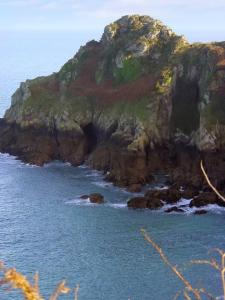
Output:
top-left (161, 198), bottom-right (225, 215)
top-left (65, 197), bottom-right (95, 206)
top-left (92, 181), bottom-right (113, 188)
top-left (108, 203), bottom-right (127, 209)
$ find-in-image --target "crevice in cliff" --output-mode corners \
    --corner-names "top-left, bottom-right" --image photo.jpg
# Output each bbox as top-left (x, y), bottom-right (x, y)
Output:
top-left (82, 123), bottom-right (98, 154)
top-left (171, 78), bottom-right (200, 135)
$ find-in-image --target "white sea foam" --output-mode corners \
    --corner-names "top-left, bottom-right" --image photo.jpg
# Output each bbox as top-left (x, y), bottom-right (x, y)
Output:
top-left (77, 164), bottom-right (89, 169)
top-left (92, 181), bottom-right (113, 188)
top-left (65, 197), bottom-right (94, 206)
top-left (108, 203), bottom-right (127, 209)
top-left (161, 197), bottom-right (225, 215)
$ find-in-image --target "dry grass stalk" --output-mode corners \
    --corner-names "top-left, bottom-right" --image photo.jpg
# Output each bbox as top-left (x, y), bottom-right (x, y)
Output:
top-left (74, 284), bottom-right (79, 300)
top-left (141, 229), bottom-right (202, 300)
top-left (201, 160), bottom-right (225, 300)
top-left (0, 263), bottom-right (44, 300)
top-left (0, 262), bottom-right (78, 300)
top-left (49, 280), bottom-right (70, 300)
top-left (141, 229), bottom-right (225, 300)
top-left (200, 160), bottom-right (225, 203)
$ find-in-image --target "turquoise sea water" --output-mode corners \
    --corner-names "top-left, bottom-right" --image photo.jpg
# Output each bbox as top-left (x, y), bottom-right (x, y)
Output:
top-left (0, 31), bottom-right (225, 300)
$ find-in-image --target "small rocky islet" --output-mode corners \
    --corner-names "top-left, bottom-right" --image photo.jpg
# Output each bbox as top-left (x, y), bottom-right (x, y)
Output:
top-left (0, 15), bottom-right (225, 213)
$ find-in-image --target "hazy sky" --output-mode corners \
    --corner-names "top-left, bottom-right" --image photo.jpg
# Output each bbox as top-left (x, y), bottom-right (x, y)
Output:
top-left (0, 0), bottom-right (225, 42)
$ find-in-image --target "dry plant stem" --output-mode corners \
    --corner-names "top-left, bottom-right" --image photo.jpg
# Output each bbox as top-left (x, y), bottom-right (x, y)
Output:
top-left (49, 280), bottom-right (70, 300)
top-left (74, 284), bottom-right (79, 300)
top-left (173, 290), bottom-right (181, 300)
top-left (198, 288), bottom-right (216, 300)
top-left (141, 229), bottom-right (202, 300)
top-left (221, 253), bottom-right (225, 300)
top-left (200, 161), bottom-right (225, 299)
top-left (190, 259), bottom-right (220, 271)
top-left (200, 160), bottom-right (225, 203)
top-left (183, 290), bottom-right (192, 300)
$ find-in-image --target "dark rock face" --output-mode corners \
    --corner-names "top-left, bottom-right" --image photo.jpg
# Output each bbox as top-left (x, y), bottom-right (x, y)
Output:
top-left (0, 120), bottom-right (89, 166)
top-left (127, 184), bottom-right (142, 193)
top-left (182, 188), bottom-right (199, 199)
top-left (127, 196), bottom-right (163, 209)
top-left (89, 193), bottom-right (104, 204)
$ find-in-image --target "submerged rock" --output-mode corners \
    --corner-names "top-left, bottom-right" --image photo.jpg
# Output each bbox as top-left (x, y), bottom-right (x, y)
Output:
top-left (80, 195), bottom-right (89, 200)
top-left (194, 210), bottom-right (208, 215)
top-left (165, 206), bottom-right (185, 213)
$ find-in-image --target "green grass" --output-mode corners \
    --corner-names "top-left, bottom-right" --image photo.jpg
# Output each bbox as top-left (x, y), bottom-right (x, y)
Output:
top-left (113, 57), bottom-right (143, 84)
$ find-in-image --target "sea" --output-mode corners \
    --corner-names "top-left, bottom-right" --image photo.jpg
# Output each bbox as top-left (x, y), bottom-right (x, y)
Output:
top-left (0, 30), bottom-right (225, 300)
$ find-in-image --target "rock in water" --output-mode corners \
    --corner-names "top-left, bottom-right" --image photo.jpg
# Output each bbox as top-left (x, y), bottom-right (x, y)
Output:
top-left (1, 15), bottom-right (225, 190)
top-left (127, 197), bottom-right (148, 209)
top-left (127, 196), bottom-right (163, 209)
top-left (189, 192), bottom-right (218, 207)
top-left (89, 193), bottom-right (104, 204)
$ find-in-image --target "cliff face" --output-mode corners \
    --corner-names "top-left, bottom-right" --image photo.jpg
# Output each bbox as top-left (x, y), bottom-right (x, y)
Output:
top-left (1, 15), bottom-right (225, 188)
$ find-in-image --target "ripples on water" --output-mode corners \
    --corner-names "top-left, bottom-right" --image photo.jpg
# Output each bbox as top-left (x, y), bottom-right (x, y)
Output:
top-left (0, 31), bottom-right (225, 299)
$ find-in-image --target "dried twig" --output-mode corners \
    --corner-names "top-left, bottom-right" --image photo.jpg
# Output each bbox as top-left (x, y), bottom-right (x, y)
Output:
top-left (190, 259), bottom-right (221, 271)
top-left (74, 284), bottom-right (79, 300)
top-left (200, 160), bottom-right (225, 203)
top-left (141, 229), bottom-right (202, 300)
top-left (49, 280), bottom-right (70, 300)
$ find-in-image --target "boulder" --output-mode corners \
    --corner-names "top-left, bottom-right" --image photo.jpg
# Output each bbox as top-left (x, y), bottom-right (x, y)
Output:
top-left (127, 197), bottom-right (148, 209)
top-left (89, 193), bottom-right (104, 204)
top-left (146, 197), bottom-right (163, 210)
top-left (127, 195), bottom-right (163, 210)
top-left (165, 187), bottom-right (182, 204)
top-left (189, 192), bottom-right (217, 207)
top-left (145, 186), bottom-right (181, 204)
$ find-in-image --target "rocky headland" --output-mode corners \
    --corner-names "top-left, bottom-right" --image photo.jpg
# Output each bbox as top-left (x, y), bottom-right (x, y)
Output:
top-left (1, 15), bottom-right (225, 205)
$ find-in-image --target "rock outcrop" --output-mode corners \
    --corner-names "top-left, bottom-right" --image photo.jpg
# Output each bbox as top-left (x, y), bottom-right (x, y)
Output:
top-left (1, 15), bottom-right (225, 190)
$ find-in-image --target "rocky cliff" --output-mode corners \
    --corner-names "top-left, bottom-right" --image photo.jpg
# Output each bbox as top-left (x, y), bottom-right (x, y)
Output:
top-left (1, 15), bottom-right (225, 189)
